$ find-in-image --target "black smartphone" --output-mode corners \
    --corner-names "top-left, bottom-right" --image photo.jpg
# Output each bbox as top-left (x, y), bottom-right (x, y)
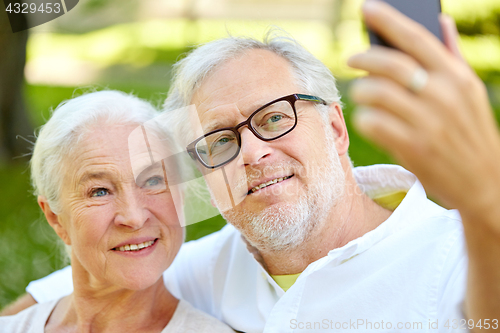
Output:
top-left (368, 0), bottom-right (443, 48)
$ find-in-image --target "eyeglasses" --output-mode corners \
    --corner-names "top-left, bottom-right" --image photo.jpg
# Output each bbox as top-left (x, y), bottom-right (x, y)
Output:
top-left (186, 93), bottom-right (327, 169)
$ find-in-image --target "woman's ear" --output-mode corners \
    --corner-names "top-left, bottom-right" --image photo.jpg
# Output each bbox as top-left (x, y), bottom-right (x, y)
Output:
top-left (37, 196), bottom-right (71, 245)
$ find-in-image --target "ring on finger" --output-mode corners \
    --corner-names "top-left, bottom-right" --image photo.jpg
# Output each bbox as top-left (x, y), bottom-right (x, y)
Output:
top-left (407, 67), bottom-right (429, 94)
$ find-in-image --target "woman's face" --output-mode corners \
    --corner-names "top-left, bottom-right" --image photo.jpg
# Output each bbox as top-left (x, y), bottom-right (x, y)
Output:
top-left (53, 123), bottom-right (183, 291)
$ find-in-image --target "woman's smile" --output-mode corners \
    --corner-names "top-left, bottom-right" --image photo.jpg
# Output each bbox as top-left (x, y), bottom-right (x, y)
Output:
top-left (111, 238), bottom-right (159, 256)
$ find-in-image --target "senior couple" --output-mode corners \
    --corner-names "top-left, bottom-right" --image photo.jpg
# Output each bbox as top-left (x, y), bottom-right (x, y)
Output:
top-left (2, 1), bottom-right (500, 332)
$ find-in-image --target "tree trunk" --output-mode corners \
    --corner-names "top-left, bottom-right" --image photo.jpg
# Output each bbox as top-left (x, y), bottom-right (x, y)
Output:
top-left (0, 9), bottom-right (32, 165)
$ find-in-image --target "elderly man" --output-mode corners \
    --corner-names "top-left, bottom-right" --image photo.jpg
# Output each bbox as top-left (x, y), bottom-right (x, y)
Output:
top-left (3, 2), bottom-right (500, 332)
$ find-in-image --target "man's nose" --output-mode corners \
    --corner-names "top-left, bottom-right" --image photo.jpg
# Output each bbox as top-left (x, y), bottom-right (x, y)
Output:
top-left (114, 189), bottom-right (150, 230)
top-left (239, 127), bottom-right (273, 166)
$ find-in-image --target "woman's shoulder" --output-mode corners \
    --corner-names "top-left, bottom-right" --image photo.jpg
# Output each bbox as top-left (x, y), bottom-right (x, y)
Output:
top-left (0, 299), bottom-right (59, 333)
top-left (161, 299), bottom-right (234, 333)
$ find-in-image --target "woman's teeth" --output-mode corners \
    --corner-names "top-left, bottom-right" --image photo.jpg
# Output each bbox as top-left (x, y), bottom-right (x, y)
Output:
top-left (250, 175), bottom-right (292, 193)
top-left (115, 240), bottom-right (155, 252)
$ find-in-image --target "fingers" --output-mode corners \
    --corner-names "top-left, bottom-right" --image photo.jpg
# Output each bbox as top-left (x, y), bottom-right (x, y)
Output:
top-left (349, 1), bottom-right (500, 218)
top-left (348, 46), bottom-right (424, 93)
top-left (362, 0), bottom-right (451, 71)
top-left (439, 14), bottom-right (466, 62)
top-left (350, 76), bottom-right (426, 126)
top-left (352, 107), bottom-right (414, 157)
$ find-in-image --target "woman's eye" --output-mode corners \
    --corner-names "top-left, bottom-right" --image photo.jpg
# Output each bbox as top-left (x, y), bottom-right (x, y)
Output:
top-left (214, 137), bottom-right (231, 147)
top-left (91, 188), bottom-right (109, 197)
top-left (144, 176), bottom-right (164, 187)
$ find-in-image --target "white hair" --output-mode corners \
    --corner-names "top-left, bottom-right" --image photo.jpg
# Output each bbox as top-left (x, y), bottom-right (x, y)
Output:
top-left (30, 90), bottom-right (159, 215)
top-left (163, 28), bottom-right (342, 145)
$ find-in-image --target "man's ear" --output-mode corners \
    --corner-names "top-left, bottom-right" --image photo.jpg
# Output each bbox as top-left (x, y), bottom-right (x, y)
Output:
top-left (327, 103), bottom-right (350, 156)
top-left (37, 196), bottom-right (71, 245)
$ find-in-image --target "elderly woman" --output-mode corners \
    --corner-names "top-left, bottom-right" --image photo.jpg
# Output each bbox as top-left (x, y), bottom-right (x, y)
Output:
top-left (0, 91), bottom-right (233, 332)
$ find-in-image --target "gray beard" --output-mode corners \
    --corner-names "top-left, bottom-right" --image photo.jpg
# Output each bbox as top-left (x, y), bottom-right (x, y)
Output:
top-left (222, 134), bottom-right (346, 252)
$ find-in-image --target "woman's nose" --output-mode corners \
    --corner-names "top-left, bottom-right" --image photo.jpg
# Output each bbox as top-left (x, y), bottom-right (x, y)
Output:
top-left (114, 189), bottom-right (150, 229)
top-left (239, 127), bottom-right (273, 166)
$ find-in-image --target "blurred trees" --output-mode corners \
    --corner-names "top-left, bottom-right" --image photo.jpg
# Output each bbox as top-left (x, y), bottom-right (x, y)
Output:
top-left (456, 11), bottom-right (500, 37)
top-left (1, 0), bottom-right (499, 166)
top-left (450, 0), bottom-right (500, 37)
top-left (452, 1), bottom-right (500, 81)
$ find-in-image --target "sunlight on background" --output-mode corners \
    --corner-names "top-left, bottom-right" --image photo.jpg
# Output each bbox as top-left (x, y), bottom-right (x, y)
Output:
top-left (24, 0), bottom-right (500, 86)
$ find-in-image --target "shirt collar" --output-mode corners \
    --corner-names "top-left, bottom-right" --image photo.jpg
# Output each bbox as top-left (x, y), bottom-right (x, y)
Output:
top-left (306, 164), bottom-right (436, 273)
top-left (241, 164), bottom-right (430, 277)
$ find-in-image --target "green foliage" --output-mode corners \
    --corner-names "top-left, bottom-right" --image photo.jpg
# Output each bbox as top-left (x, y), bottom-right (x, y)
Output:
top-left (0, 164), bottom-right (64, 309)
top-left (456, 11), bottom-right (500, 36)
top-left (338, 82), bottom-right (395, 167)
top-left (83, 0), bottom-right (109, 10)
top-left (445, 0), bottom-right (500, 37)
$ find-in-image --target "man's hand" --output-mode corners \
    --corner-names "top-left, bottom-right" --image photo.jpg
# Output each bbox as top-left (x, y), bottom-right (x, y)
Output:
top-left (347, 0), bottom-right (500, 328)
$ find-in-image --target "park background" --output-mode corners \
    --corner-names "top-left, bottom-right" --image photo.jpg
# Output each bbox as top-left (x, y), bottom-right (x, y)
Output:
top-left (0, 0), bottom-right (499, 310)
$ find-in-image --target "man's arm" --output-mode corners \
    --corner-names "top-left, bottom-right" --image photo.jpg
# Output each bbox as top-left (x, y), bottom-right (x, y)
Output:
top-left (348, 1), bottom-right (500, 329)
top-left (0, 294), bottom-right (36, 316)
top-left (1, 265), bottom-right (73, 316)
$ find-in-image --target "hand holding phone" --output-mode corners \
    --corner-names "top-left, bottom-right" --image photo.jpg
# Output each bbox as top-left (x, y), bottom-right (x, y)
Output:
top-left (350, 2), bottom-right (500, 324)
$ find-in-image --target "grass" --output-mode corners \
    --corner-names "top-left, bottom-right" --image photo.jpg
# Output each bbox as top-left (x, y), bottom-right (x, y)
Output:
top-left (1, 80), bottom-right (499, 310)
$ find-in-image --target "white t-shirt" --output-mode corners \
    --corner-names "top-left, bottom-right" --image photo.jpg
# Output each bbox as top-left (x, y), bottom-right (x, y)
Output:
top-left (0, 298), bottom-right (234, 333)
top-left (27, 165), bottom-right (468, 333)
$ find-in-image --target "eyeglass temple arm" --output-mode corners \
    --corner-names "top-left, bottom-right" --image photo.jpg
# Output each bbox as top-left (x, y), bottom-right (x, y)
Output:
top-left (295, 94), bottom-right (328, 105)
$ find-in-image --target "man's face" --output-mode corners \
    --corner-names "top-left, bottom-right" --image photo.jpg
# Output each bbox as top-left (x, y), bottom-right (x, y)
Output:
top-left (191, 49), bottom-right (347, 251)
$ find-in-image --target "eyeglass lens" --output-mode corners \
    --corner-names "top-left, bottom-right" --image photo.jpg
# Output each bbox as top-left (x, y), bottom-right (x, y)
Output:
top-left (195, 100), bottom-right (296, 167)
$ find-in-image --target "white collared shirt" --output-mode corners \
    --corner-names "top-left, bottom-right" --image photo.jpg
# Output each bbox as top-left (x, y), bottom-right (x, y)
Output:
top-left (27, 165), bottom-right (468, 332)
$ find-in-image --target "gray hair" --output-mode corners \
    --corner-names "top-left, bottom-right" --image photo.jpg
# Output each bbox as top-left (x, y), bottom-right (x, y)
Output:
top-left (30, 90), bottom-right (159, 214)
top-left (163, 29), bottom-right (342, 145)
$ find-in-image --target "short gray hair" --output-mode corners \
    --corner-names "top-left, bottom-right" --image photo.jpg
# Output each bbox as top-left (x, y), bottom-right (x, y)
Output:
top-left (163, 29), bottom-right (342, 144)
top-left (30, 90), bottom-right (159, 214)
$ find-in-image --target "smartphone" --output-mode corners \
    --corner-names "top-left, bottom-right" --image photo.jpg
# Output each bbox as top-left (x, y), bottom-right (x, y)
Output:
top-left (368, 0), bottom-right (443, 48)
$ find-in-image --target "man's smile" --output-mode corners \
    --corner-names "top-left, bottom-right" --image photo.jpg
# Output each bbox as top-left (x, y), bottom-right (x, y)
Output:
top-left (247, 174), bottom-right (294, 195)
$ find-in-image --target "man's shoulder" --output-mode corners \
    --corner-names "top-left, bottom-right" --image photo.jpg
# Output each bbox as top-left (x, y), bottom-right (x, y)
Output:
top-left (164, 223), bottom-right (245, 312)
top-left (0, 300), bottom-right (58, 333)
top-left (180, 223), bottom-right (240, 255)
top-left (169, 223), bottom-right (248, 279)
top-left (392, 187), bottom-right (463, 247)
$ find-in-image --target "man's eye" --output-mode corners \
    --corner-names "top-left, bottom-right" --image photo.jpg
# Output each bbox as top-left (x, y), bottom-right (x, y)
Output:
top-left (91, 188), bottom-right (109, 197)
top-left (267, 114), bottom-right (283, 123)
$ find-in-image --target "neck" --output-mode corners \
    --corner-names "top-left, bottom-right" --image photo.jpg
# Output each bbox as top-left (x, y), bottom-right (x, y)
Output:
top-left (259, 166), bottom-right (392, 275)
top-left (46, 261), bottom-right (178, 333)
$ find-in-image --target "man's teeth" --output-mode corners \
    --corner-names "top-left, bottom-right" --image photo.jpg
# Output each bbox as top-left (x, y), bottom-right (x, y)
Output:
top-left (115, 240), bottom-right (155, 252)
top-left (251, 176), bottom-right (292, 193)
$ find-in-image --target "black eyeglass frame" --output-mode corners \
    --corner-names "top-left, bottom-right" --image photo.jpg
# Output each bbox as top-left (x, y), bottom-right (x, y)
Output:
top-left (186, 93), bottom-right (327, 169)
